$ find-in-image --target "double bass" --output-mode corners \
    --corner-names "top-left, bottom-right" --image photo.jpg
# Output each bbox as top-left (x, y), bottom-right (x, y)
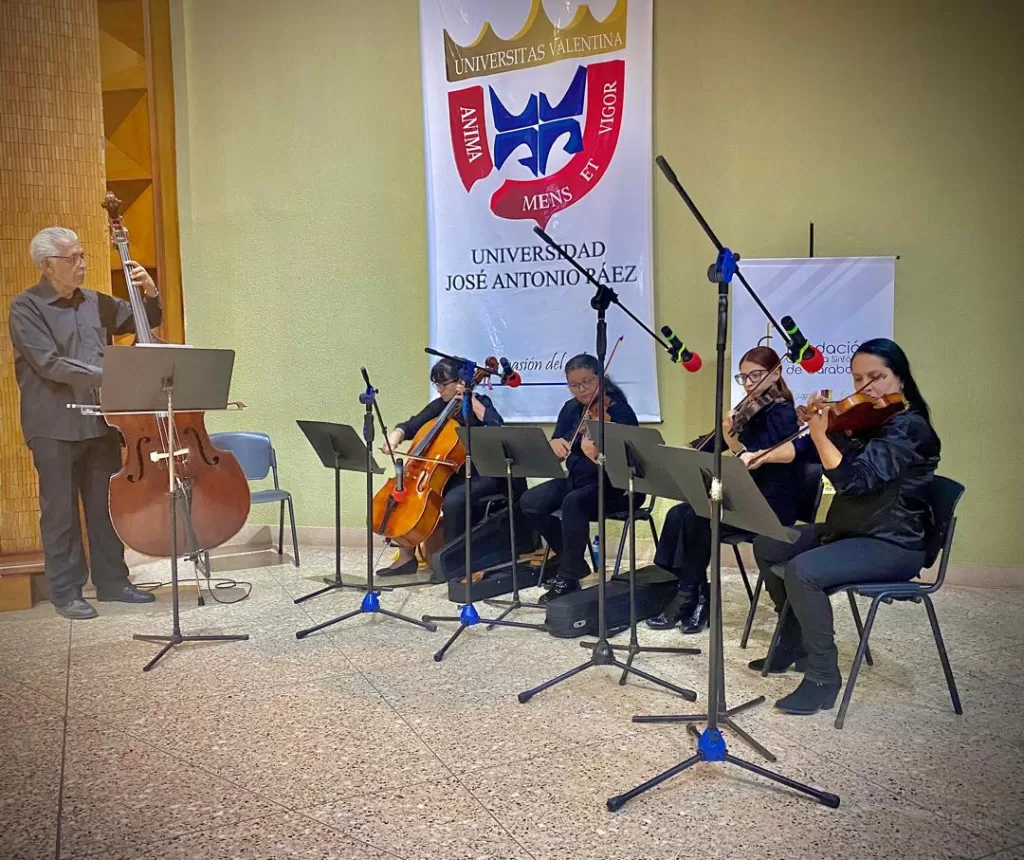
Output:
top-left (371, 359), bottom-right (495, 550)
top-left (101, 193), bottom-right (251, 557)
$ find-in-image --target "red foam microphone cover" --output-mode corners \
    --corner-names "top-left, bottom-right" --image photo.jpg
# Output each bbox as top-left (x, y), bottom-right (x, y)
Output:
top-left (799, 347), bottom-right (825, 373)
top-left (681, 352), bottom-right (703, 373)
top-left (390, 487), bottom-right (408, 502)
top-left (505, 371), bottom-right (522, 388)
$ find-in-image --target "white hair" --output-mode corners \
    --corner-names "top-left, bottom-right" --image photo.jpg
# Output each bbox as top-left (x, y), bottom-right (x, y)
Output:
top-left (29, 227), bottom-right (79, 269)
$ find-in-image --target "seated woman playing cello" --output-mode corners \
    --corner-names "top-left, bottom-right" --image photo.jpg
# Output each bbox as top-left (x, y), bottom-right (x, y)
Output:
top-left (377, 357), bottom-right (505, 576)
top-left (519, 353), bottom-right (641, 604)
top-left (749, 338), bottom-right (940, 715)
top-left (648, 346), bottom-right (801, 634)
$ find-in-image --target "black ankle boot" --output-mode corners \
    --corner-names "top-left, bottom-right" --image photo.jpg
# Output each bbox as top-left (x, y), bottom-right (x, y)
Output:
top-left (646, 587), bottom-right (697, 630)
top-left (747, 648), bottom-right (808, 674)
top-left (539, 575), bottom-right (580, 605)
top-left (680, 584), bottom-right (709, 634)
top-left (774, 677), bottom-right (842, 715)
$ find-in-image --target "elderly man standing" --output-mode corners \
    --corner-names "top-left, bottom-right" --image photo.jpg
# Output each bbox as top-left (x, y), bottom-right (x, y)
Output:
top-left (8, 227), bottom-right (162, 619)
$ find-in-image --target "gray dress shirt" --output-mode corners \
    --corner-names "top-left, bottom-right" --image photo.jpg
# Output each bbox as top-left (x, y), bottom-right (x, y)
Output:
top-left (8, 277), bottom-right (162, 443)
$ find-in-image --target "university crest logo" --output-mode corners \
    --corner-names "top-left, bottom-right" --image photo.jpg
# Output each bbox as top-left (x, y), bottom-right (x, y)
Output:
top-left (444, 0), bottom-right (628, 229)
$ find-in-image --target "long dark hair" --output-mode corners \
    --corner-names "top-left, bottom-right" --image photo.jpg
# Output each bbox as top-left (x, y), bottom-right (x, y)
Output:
top-left (564, 353), bottom-right (625, 401)
top-left (739, 345), bottom-right (793, 403)
top-left (853, 338), bottom-right (932, 424)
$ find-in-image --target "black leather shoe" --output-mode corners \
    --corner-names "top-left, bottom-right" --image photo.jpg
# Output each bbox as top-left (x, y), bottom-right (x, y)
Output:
top-left (747, 650), bottom-right (808, 674)
top-left (646, 588), bottom-right (697, 630)
top-left (539, 575), bottom-right (580, 605)
top-left (680, 585), bottom-right (709, 634)
top-left (376, 558), bottom-right (419, 578)
top-left (775, 677), bottom-right (842, 715)
top-left (54, 598), bottom-right (98, 620)
top-left (96, 582), bottom-right (156, 603)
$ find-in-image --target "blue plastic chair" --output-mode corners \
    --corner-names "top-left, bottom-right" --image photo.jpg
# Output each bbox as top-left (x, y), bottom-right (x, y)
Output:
top-left (204, 431), bottom-right (299, 569)
top-left (763, 475), bottom-right (965, 729)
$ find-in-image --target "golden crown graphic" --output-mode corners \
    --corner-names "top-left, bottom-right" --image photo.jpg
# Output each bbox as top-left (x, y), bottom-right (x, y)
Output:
top-left (443, 0), bottom-right (627, 83)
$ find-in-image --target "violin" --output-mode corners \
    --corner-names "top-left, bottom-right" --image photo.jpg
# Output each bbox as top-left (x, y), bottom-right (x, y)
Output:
top-left (101, 193), bottom-right (251, 557)
top-left (566, 336), bottom-right (623, 450)
top-left (691, 364), bottom-right (786, 451)
top-left (746, 389), bottom-right (909, 469)
top-left (371, 357), bottom-right (496, 549)
top-left (797, 391), bottom-right (909, 435)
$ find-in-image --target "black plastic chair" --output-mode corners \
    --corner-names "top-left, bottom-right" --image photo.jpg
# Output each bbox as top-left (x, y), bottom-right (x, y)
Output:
top-left (738, 461), bottom-right (825, 647)
top-left (203, 431), bottom-right (299, 570)
top-left (763, 475), bottom-right (965, 729)
top-left (535, 495), bottom-right (657, 586)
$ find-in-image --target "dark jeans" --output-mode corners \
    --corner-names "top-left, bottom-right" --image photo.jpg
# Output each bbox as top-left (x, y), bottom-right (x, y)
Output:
top-left (441, 474), bottom-right (506, 543)
top-left (753, 524), bottom-right (924, 683)
top-left (654, 501), bottom-right (751, 590)
top-left (28, 433), bottom-right (130, 605)
top-left (519, 478), bottom-right (640, 580)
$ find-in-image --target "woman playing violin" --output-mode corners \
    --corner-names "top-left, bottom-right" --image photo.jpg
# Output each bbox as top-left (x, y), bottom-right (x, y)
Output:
top-left (749, 338), bottom-right (940, 715)
top-left (377, 357), bottom-right (506, 576)
top-left (519, 353), bottom-right (641, 603)
top-left (648, 346), bottom-right (800, 634)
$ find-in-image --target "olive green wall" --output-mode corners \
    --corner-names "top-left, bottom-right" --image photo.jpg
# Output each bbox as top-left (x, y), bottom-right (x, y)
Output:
top-left (172, 0), bottom-right (1023, 568)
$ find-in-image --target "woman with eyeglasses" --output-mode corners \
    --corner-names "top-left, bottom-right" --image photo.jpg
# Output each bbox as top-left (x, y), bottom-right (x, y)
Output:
top-left (748, 338), bottom-right (940, 715)
top-left (518, 353), bottom-right (641, 604)
top-left (647, 346), bottom-right (801, 634)
top-left (377, 357), bottom-right (506, 576)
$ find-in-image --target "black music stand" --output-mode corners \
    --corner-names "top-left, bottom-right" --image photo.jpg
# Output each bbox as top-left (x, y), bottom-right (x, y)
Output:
top-left (606, 438), bottom-right (836, 806)
top-left (456, 425), bottom-right (560, 627)
top-left (101, 345), bottom-right (250, 672)
top-left (582, 421), bottom-right (701, 679)
top-left (421, 361), bottom-right (541, 661)
top-left (293, 421), bottom-right (434, 638)
top-left (292, 421), bottom-right (379, 603)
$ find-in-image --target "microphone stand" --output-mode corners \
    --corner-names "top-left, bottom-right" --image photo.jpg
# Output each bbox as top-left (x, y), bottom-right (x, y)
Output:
top-left (606, 156), bottom-right (839, 812)
top-left (421, 349), bottom-right (546, 661)
top-left (516, 227), bottom-right (697, 705)
top-left (295, 369), bottom-right (437, 638)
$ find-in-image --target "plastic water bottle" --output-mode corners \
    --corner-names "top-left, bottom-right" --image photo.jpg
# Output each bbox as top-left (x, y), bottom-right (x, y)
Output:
top-left (591, 535), bottom-right (601, 565)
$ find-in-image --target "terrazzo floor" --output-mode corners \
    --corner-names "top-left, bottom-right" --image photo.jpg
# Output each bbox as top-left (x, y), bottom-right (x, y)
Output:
top-left (1, 542), bottom-right (1022, 860)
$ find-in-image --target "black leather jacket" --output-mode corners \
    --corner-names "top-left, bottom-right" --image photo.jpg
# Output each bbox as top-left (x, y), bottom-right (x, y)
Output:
top-left (819, 410), bottom-right (941, 551)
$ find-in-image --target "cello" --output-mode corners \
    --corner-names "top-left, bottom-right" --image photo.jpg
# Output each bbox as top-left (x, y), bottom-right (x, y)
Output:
top-left (101, 193), bottom-right (251, 557)
top-left (371, 358), bottom-right (495, 550)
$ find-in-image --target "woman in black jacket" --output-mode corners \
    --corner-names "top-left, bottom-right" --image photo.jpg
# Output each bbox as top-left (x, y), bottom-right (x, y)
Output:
top-left (377, 357), bottom-right (505, 576)
top-left (749, 339), bottom-right (940, 715)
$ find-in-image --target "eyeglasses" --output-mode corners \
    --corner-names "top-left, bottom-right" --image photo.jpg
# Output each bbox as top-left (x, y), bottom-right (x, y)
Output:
top-left (47, 253), bottom-right (87, 264)
top-left (434, 379), bottom-right (457, 391)
top-left (567, 377), bottom-right (597, 392)
top-left (734, 369), bottom-right (769, 386)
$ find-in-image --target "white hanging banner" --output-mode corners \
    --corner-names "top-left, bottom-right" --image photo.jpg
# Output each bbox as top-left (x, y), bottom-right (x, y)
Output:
top-left (730, 257), bottom-right (897, 407)
top-left (419, 0), bottom-right (659, 421)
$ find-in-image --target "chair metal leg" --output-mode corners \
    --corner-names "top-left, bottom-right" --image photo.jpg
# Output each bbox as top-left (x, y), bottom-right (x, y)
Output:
top-left (846, 591), bottom-right (874, 666)
top-left (278, 500), bottom-right (285, 556)
top-left (648, 517), bottom-right (659, 549)
top-left (612, 524), bottom-right (627, 579)
top-left (537, 542), bottom-right (551, 588)
top-left (761, 600), bottom-right (789, 677)
top-left (734, 544), bottom-right (754, 603)
top-left (740, 572), bottom-right (763, 650)
top-left (288, 496), bottom-right (300, 567)
top-left (923, 595), bottom-right (963, 715)
top-left (835, 596), bottom-right (882, 729)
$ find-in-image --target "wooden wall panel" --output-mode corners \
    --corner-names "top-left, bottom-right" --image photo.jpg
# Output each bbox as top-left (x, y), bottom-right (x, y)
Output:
top-left (0, 0), bottom-right (110, 557)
